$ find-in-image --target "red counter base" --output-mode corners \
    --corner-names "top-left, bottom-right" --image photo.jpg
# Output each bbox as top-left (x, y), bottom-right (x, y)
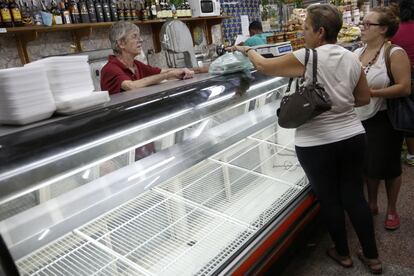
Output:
top-left (233, 193), bottom-right (320, 275)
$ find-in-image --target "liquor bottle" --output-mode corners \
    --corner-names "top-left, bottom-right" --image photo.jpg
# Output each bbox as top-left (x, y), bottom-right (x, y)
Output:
top-left (20, 0), bottom-right (32, 25)
top-left (159, 0), bottom-right (165, 18)
top-left (0, 0), bottom-right (13, 27)
top-left (130, 1), bottom-right (137, 20)
top-left (116, 0), bottom-right (123, 20)
top-left (94, 0), bottom-right (104, 22)
top-left (150, 0), bottom-right (155, 19)
top-left (123, 0), bottom-right (131, 20)
top-left (141, 0), bottom-right (147, 20)
top-left (78, 0), bottom-right (89, 22)
top-left (103, 0), bottom-right (112, 21)
top-left (109, 0), bottom-right (117, 20)
top-left (50, 0), bottom-right (63, 24)
top-left (9, 0), bottom-right (23, 26)
top-left (136, 0), bottom-right (141, 19)
top-left (155, 0), bottom-right (161, 18)
top-left (70, 0), bottom-right (81, 23)
top-left (31, 0), bottom-right (43, 25)
top-left (86, 0), bottom-right (96, 22)
top-left (61, 0), bottom-right (72, 23)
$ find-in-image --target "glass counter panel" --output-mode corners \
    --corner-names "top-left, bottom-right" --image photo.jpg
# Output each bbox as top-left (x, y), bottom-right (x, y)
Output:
top-left (251, 124), bottom-right (295, 148)
top-left (157, 160), bottom-right (300, 226)
top-left (17, 191), bottom-right (255, 276)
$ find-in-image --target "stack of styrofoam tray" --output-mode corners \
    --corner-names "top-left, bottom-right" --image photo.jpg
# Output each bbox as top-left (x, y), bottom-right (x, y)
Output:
top-left (25, 56), bottom-right (95, 102)
top-left (0, 66), bottom-right (56, 125)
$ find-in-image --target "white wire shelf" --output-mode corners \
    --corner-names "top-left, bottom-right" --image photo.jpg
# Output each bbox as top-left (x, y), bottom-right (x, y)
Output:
top-left (77, 191), bottom-right (255, 276)
top-left (16, 233), bottom-right (147, 276)
top-left (16, 124), bottom-right (307, 276)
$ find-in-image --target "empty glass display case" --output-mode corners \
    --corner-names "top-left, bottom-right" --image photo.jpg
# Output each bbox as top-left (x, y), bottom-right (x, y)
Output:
top-left (0, 71), bottom-right (318, 276)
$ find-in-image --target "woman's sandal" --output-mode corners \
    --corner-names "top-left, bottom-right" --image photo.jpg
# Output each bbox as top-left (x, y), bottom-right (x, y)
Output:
top-left (357, 251), bottom-right (383, 274)
top-left (326, 247), bottom-right (353, 268)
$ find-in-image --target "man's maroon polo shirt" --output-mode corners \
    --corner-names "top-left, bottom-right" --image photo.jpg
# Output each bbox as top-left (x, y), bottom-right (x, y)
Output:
top-left (100, 55), bottom-right (162, 94)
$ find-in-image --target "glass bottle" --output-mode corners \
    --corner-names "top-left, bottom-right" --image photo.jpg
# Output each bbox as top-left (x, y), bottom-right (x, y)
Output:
top-left (62, 0), bottom-right (72, 23)
top-left (78, 0), bottom-right (89, 22)
top-left (31, 0), bottom-right (43, 25)
top-left (9, 0), bottom-right (22, 26)
top-left (20, 0), bottom-right (32, 25)
top-left (94, 0), bottom-right (104, 22)
top-left (0, 0), bottom-right (13, 27)
top-left (86, 0), bottom-right (97, 22)
top-left (70, 0), bottom-right (81, 23)
top-left (116, 0), bottom-right (123, 20)
top-left (102, 0), bottom-right (111, 22)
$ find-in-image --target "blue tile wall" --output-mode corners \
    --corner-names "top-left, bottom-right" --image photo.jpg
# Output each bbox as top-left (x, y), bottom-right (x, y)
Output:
top-left (220, 0), bottom-right (262, 44)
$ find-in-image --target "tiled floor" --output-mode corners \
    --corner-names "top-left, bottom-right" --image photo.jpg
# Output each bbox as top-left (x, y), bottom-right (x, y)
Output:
top-left (280, 164), bottom-right (414, 276)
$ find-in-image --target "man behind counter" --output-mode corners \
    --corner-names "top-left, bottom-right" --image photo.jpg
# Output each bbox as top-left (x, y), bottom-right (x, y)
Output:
top-left (101, 21), bottom-right (196, 95)
top-left (239, 21), bottom-right (271, 47)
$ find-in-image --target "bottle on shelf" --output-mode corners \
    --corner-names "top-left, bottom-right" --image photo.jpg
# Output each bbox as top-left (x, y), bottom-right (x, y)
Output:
top-left (50, 0), bottom-right (63, 24)
top-left (86, 0), bottom-right (97, 23)
top-left (9, 0), bottom-right (23, 26)
top-left (116, 0), bottom-right (124, 20)
top-left (61, 0), bottom-right (72, 23)
top-left (19, 0), bottom-right (32, 25)
top-left (102, 0), bottom-right (111, 22)
top-left (69, 0), bottom-right (81, 23)
top-left (0, 8), bottom-right (3, 27)
top-left (136, 0), bottom-right (142, 20)
top-left (155, 0), bottom-right (161, 18)
top-left (130, 1), bottom-right (137, 20)
top-left (94, 0), bottom-right (104, 22)
top-left (141, 0), bottom-right (148, 20)
top-left (150, 0), bottom-right (156, 19)
top-left (78, 0), bottom-right (90, 23)
top-left (0, 0), bottom-right (14, 27)
top-left (124, 0), bottom-right (131, 20)
top-left (171, 3), bottom-right (176, 19)
top-left (31, 0), bottom-right (43, 25)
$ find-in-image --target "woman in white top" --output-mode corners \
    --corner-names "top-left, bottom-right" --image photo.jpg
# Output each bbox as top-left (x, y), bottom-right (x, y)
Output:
top-left (355, 7), bottom-right (411, 231)
top-left (232, 4), bottom-right (382, 274)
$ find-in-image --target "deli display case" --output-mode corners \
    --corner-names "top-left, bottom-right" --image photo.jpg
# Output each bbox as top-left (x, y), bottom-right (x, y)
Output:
top-left (0, 71), bottom-right (318, 276)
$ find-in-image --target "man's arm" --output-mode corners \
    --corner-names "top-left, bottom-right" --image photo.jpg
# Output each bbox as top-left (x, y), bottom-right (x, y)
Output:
top-left (121, 68), bottom-right (194, 91)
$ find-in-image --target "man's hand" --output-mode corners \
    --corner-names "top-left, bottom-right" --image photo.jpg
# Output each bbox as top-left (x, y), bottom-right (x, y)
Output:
top-left (168, 68), bottom-right (194, 80)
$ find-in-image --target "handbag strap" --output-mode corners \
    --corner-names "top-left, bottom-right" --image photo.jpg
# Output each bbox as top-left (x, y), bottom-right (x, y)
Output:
top-left (384, 43), bottom-right (396, 85)
top-left (286, 49), bottom-right (310, 92)
top-left (311, 49), bottom-right (318, 85)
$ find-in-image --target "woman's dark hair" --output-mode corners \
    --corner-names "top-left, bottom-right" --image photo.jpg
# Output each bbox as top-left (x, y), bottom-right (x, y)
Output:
top-left (306, 4), bottom-right (342, 44)
top-left (399, 0), bottom-right (414, 22)
top-left (372, 6), bottom-right (400, 38)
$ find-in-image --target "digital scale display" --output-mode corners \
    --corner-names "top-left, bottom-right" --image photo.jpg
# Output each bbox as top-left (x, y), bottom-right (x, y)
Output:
top-left (278, 45), bottom-right (293, 53)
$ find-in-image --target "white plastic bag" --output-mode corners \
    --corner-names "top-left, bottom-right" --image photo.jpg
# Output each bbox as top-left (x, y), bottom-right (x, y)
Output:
top-left (209, 52), bottom-right (254, 75)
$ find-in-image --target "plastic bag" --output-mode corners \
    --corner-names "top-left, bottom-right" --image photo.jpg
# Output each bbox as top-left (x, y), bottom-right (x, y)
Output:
top-left (209, 52), bottom-right (254, 75)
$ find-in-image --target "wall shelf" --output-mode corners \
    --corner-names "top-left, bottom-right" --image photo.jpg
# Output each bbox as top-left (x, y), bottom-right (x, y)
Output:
top-left (1, 16), bottom-right (231, 65)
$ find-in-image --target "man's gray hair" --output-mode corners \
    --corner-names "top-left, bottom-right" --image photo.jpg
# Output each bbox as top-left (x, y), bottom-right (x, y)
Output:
top-left (109, 21), bottom-right (140, 55)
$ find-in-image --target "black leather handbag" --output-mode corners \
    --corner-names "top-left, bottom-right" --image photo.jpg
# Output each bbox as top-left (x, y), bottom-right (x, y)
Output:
top-left (277, 48), bottom-right (332, 129)
top-left (385, 44), bottom-right (414, 133)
